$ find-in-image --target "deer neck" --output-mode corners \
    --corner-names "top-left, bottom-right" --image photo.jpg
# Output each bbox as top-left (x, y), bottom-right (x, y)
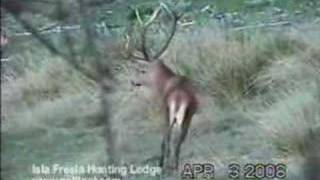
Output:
top-left (151, 61), bottom-right (175, 95)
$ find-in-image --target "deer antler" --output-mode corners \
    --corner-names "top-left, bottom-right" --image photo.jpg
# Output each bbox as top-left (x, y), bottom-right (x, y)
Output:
top-left (129, 2), bottom-right (180, 62)
top-left (134, 6), bottom-right (161, 61)
top-left (153, 3), bottom-right (180, 59)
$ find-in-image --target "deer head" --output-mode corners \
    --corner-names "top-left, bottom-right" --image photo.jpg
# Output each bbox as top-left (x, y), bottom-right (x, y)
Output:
top-left (128, 3), bottom-right (180, 94)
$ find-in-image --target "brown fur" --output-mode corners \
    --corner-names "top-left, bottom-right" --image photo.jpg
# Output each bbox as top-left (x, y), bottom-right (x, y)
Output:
top-left (135, 61), bottom-right (198, 172)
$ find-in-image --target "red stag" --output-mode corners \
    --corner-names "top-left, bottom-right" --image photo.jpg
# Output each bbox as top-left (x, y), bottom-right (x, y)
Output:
top-left (129, 3), bottom-right (199, 174)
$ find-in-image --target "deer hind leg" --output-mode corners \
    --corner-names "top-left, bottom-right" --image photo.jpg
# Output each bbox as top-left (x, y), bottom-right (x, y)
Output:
top-left (160, 100), bottom-right (181, 175)
top-left (173, 103), bottom-right (189, 169)
top-left (160, 101), bottom-right (176, 168)
top-left (160, 136), bottom-right (165, 167)
top-left (173, 109), bottom-right (193, 170)
top-left (161, 101), bottom-right (193, 174)
top-left (160, 121), bottom-right (172, 168)
top-left (163, 104), bottom-right (187, 173)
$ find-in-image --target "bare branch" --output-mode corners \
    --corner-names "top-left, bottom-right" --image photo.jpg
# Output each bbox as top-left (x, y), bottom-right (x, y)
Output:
top-left (61, 26), bottom-right (98, 82)
top-left (78, 0), bottom-right (117, 170)
top-left (9, 12), bottom-right (63, 56)
top-left (4, 3), bottom-right (98, 81)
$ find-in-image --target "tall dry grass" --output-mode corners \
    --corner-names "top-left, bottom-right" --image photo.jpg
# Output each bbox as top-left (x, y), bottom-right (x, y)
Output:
top-left (2, 23), bottom-right (320, 179)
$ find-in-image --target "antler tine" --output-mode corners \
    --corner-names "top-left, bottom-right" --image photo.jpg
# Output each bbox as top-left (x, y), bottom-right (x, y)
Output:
top-left (140, 26), bottom-right (150, 61)
top-left (136, 6), bottom-right (161, 62)
top-left (145, 7), bottom-right (161, 27)
top-left (131, 3), bottom-right (178, 62)
top-left (153, 3), bottom-right (180, 60)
